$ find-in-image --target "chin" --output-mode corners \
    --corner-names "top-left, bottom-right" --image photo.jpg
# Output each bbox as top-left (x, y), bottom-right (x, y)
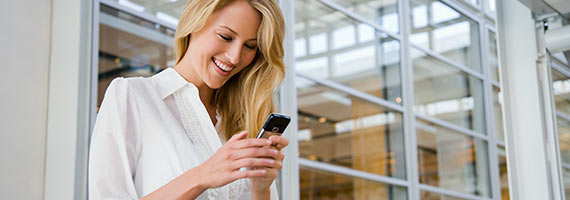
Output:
top-left (206, 80), bottom-right (226, 89)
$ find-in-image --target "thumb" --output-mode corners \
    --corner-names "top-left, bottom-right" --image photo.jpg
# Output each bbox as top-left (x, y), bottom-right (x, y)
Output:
top-left (228, 131), bottom-right (248, 142)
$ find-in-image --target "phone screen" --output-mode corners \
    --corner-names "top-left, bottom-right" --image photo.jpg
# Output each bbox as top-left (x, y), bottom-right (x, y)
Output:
top-left (256, 113), bottom-right (291, 139)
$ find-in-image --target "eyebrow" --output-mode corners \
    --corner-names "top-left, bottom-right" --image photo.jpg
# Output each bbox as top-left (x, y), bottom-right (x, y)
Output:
top-left (221, 26), bottom-right (257, 41)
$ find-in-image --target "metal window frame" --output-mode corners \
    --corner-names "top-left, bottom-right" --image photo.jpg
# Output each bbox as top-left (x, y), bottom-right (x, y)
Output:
top-left (291, 0), bottom-right (504, 199)
top-left (419, 184), bottom-right (493, 200)
top-left (399, 0), bottom-right (420, 199)
top-left (416, 113), bottom-right (489, 141)
top-left (99, 0), bottom-right (177, 30)
top-left (299, 158), bottom-right (409, 187)
top-left (316, 0), bottom-right (402, 41)
top-left (295, 72), bottom-right (405, 113)
top-left (479, 14), bottom-right (502, 200)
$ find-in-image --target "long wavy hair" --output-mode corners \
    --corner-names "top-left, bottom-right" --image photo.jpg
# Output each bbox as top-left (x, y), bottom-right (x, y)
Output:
top-left (174, 0), bottom-right (285, 140)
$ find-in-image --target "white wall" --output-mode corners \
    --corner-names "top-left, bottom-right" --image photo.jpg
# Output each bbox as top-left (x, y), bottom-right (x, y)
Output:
top-left (0, 0), bottom-right (51, 199)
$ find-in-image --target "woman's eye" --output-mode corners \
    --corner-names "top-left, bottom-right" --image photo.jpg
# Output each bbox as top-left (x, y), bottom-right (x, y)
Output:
top-left (245, 44), bottom-right (256, 50)
top-left (218, 34), bottom-right (231, 41)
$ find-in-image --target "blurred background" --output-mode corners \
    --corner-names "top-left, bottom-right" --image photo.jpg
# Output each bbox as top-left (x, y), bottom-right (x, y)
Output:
top-left (2, 0), bottom-right (570, 199)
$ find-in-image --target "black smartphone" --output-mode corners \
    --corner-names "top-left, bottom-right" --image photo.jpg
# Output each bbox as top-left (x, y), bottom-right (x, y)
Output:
top-left (256, 113), bottom-right (291, 139)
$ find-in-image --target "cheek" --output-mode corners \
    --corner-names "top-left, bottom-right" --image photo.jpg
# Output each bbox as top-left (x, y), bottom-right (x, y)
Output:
top-left (243, 51), bottom-right (257, 66)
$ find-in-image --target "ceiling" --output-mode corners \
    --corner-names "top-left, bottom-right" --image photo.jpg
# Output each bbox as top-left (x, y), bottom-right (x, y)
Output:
top-left (519, 0), bottom-right (570, 20)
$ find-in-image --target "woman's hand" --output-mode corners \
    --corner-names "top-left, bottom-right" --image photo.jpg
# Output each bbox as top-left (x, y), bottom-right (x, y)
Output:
top-left (195, 131), bottom-right (280, 189)
top-left (249, 135), bottom-right (289, 194)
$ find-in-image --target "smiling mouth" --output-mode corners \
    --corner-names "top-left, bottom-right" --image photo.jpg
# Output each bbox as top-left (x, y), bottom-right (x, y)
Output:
top-left (212, 57), bottom-right (234, 72)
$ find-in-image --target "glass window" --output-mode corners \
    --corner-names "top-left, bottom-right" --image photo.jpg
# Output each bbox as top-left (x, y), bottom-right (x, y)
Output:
top-left (296, 0), bottom-right (403, 105)
top-left (410, 0), bottom-right (482, 73)
top-left (114, 0), bottom-right (185, 27)
top-left (489, 31), bottom-right (500, 82)
top-left (98, 4), bottom-right (175, 109)
top-left (358, 24), bottom-right (376, 42)
top-left (294, 38), bottom-right (307, 58)
top-left (420, 190), bottom-right (467, 200)
top-left (300, 167), bottom-right (407, 199)
top-left (309, 32), bottom-right (328, 54)
top-left (358, 23), bottom-right (376, 42)
top-left (463, 0), bottom-right (479, 6)
top-left (412, 48), bottom-right (486, 133)
top-left (558, 117), bottom-right (570, 164)
top-left (416, 119), bottom-right (491, 197)
top-left (564, 167), bottom-right (570, 199)
top-left (297, 76), bottom-right (406, 179)
top-left (494, 86), bottom-right (505, 141)
top-left (552, 69), bottom-right (570, 117)
top-left (554, 52), bottom-right (569, 66)
top-left (487, 0), bottom-right (496, 15)
top-left (296, 57), bottom-right (330, 79)
top-left (328, 0), bottom-right (399, 34)
top-left (499, 155), bottom-right (510, 200)
top-left (333, 25), bottom-right (356, 49)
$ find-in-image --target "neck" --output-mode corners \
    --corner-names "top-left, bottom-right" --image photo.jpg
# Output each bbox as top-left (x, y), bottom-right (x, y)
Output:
top-left (173, 61), bottom-right (215, 109)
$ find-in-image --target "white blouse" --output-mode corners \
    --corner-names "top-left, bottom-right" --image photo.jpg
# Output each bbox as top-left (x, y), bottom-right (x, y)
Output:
top-left (88, 68), bottom-right (278, 199)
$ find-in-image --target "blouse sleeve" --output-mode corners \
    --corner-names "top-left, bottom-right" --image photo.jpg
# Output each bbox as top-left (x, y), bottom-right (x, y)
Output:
top-left (89, 78), bottom-right (141, 199)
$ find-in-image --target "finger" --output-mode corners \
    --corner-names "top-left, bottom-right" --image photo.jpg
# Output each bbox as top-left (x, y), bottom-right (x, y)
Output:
top-left (230, 169), bottom-right (267, 179)
top-left (230, 138), bottom-right (272, 149)
top-left (228, 131), bottom-right (248, 143)
top-left (233, 158), bottom-right (275, 169)
top-left (268, 135), bottom-right (289, 150)
top-left (230, 147), bottom-right (280, 160)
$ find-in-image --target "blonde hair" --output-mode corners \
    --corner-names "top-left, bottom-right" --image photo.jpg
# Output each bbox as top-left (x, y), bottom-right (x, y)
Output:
top-left (174, 0), bottom-right (285, 139)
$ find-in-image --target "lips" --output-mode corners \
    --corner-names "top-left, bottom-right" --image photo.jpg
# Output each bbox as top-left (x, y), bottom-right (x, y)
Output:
top-left (212, 57), bottom-right (234, 72)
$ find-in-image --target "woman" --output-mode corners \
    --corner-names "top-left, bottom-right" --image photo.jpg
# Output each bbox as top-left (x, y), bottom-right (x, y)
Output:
top-left (88, 0), bottom-right (289, 199)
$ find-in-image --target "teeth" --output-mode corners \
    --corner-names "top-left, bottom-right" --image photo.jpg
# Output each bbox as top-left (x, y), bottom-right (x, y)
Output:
top-left (214, 58), bottom-right (233, 72)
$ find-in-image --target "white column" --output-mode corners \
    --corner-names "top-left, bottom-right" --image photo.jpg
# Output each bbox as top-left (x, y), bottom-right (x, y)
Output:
top-left (278, 0), bottom-right (300, 199)
top-left (0, 0), bottom-right (51, 199)
top-left (496, 0), bottom-right (560, 199)
top-left (43, 0), bottom-right (93, 199)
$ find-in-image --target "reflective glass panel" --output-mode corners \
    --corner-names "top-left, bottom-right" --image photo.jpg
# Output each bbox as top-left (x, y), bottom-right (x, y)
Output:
top-left (552, 68), bottom-right (570, 117)
top-left (564, 168), bottom-right (570, 199)
top-left (420, 190), bottom-right (467, 200)
top-left (98, 5), bottom-right (175, 109)
top-left (494, 86), bottom-right (505, 141)
top-left (111, 0), bottom-right (185, 27)
top-left (488, 0), bottom-right (496, 15)
top-left (499, 155), bottom-right (510, 200)
top-left (297, 76), bottom-right (406, 179)
top-left (489, 31), bottom-right (500, 82)
top-left (329, 0), bottom-right (399, 34)
top-left (463, 0), bottom-right (479, 6)
top-left (416, 119), bottom-right (491, 197)
top-left (295, 0), bottom-right (403, 105)
top-left (300, 167), bottom-right (407, 199)
top-left (412, 48), bottom-right (486, 133)
top-left (410, 0), bottom-right (482, 72)
top-left (554, 52), bottom-right (570, 66)
top-left (558, 117), bottom-right (570, 164)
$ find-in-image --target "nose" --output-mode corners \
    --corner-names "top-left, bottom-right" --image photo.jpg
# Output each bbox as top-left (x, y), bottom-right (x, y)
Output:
top-left (225, 43), bottom-right (242, 65)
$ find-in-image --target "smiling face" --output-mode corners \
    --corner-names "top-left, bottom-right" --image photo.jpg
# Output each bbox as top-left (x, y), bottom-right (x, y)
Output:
top-left (183, 0), bottom-right (261, 89)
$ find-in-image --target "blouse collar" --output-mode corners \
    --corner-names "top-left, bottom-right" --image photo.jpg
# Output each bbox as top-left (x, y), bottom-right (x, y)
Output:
top-left (152, 67), bottom-right (193, 99)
